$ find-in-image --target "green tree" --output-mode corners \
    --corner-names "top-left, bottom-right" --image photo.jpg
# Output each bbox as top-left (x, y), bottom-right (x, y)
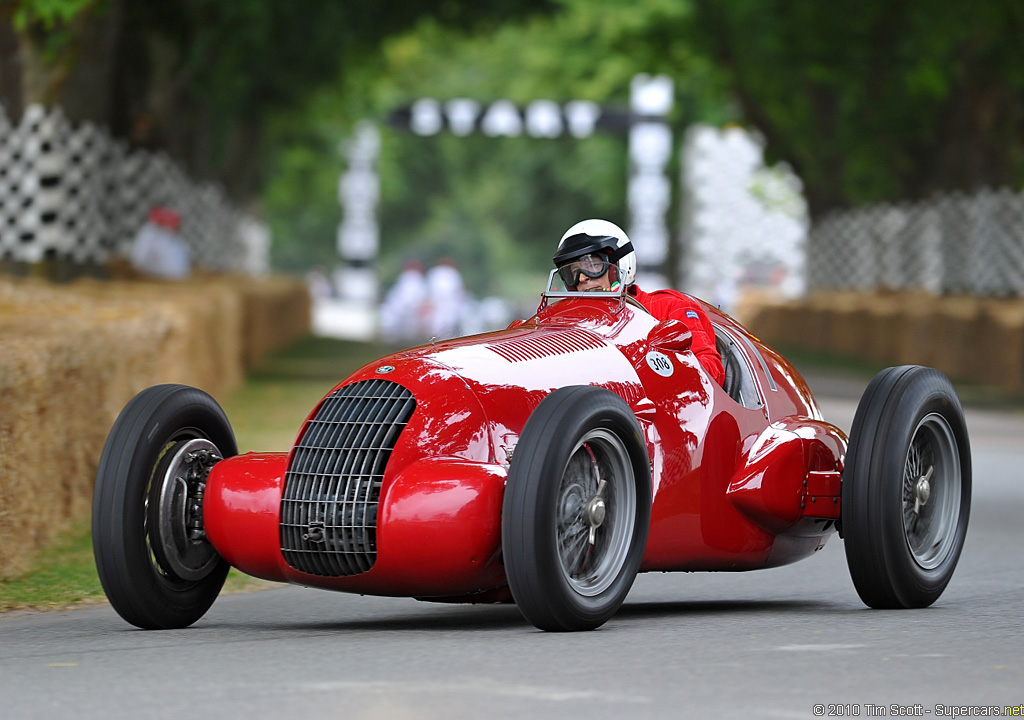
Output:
top-left (0, 0), bottom-right (556, 200)
top-left (265, 0), bottom-right (728, 288)
top-left (687, 0), bottom-right (1024, 213)
top-left (13, 0), bottom-right (1018, 279)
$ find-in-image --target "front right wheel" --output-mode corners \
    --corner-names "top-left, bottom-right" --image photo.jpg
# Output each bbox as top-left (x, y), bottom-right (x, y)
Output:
top-left (502, 386), bottom-right (651, 631)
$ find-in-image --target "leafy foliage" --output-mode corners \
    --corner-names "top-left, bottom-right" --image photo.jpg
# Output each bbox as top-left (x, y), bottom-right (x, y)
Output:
top-left (10, 0), bottom-right (96, 31)
top-left (264, 0), bottom-right (727, 292)
top-left (687, 0), bottom-right (1024, 212)
top-left (9, 0), bottom-right (1024, 276)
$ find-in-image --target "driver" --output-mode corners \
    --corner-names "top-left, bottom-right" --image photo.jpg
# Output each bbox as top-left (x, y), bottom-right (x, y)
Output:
top-left (554, 219), bottom-right (725, 386)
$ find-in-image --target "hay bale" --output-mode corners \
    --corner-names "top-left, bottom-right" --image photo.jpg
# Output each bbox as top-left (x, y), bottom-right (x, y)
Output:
top-left (0, 274), bottom-right (310, 578)
top-left (740, 290), bottom-right (1024, 392)
top-left (228, 275), bottom-right (312, 369)
top-left (0, 300), bottom-right (163, 576)
top-left (925, 297), bottom-right (983, 382)
top-left (890, 293), bottom-right (941, 367)
top-left (976, 299), bottom-right (1024, 391)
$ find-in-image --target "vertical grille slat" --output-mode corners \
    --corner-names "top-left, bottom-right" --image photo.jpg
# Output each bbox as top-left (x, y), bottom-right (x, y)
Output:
top-left (280, 379), bottom-right (416, 577)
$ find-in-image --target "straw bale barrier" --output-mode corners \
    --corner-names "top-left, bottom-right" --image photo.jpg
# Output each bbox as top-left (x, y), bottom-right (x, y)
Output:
top-left (0, 275), bottom-right (309, 578)
top-left (226, 275), bottom-right (318, 370)
top-left (741, 292), bottom-right (1024, 392)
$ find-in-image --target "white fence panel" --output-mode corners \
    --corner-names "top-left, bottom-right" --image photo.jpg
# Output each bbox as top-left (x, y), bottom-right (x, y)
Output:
top-left (0, 103), bottom-right (268, 274)
top-left (808, 189), bottom-right (1024, 296)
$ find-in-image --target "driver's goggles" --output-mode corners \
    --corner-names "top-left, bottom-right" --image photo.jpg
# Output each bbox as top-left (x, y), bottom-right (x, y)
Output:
top-left (556, 253), bottom-right (612, 287)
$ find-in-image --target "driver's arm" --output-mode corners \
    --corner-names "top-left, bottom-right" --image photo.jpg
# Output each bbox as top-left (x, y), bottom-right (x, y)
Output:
top-left (665, 305), bottom-right (725, 387)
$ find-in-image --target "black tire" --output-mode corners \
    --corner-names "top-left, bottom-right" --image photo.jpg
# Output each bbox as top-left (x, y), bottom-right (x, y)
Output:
top-left (92, 384), bottom-right (237, 629)
top-left (502, 386), bottom-right (651, 631)
top-left (842, 366), bottom-right (971, 609)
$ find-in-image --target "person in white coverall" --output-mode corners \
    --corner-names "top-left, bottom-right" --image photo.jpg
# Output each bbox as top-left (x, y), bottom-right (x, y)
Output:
top-left (379, 260), bottom-right (429, 344)
top-left (425, 257), bottom-right (466, 340)
top-left (130, 207), bottom-right (190, 279)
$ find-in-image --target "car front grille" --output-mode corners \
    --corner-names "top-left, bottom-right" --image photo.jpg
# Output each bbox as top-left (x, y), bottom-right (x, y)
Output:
top-left (280, 379), bottom-right (415, 577)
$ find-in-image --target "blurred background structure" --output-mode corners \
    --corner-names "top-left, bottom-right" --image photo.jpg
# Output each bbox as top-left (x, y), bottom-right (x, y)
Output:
top-left (808, 190), bottom-right (1024, 297)
top-left (680, 124), bottom-right (807, 308)
top-left (0, 103), bottom-right (268, 275)
top-left (3, 0), bottom-right (1024, 336)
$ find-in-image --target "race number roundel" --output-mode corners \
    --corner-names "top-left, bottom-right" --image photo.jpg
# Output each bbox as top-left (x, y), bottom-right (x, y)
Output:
top-left (645, 350), bottom-right (674, 377)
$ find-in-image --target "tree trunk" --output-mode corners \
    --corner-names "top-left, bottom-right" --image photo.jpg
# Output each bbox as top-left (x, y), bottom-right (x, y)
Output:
top-left (1, 2), bottom-right (122, 119)
top-left (0, 10), bottom-right (24, 119)
top-left (58, 0), bottom-right (124, 127)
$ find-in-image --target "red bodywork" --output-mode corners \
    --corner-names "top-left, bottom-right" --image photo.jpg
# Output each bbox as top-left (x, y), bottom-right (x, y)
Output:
top-left (203, 296), bottom-right (846, 600)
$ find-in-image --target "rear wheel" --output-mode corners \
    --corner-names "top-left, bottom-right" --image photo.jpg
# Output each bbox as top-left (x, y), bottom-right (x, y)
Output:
top-left (841, 366), bottom-right (971, 608)
top-left (92, 385), bottom-right (236, 629)
top-left (502, 386), bottom-right (651, 631)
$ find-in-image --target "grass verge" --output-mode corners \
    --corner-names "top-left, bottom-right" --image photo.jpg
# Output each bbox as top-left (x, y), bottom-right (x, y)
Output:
top-left (0, 334), bottom-right (392, 613)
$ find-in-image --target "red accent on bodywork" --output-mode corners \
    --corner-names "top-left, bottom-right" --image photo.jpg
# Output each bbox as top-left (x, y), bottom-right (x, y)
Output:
top-left (726, 421), bottom-right (845, 532)
top-left (204, 452), bottom-right (508, 596)
top-left (204, 452), bottom-right (289, 581)
top-left (487, 327), bottom-right (605, 362)
top-left (726, 424), bottom-right (810, 534)
top-left (806, 470), bottom-right (842, 496)
top-left (369, 459), bottom-right (507, 596)
top-left (803, 470), bottom-right (843, 520)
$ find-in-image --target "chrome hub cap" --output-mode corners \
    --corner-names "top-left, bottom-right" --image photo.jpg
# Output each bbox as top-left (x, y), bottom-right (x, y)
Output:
top-left (584, 485), bottom-right (607, 545)
top-left (913, 466), bottom-right (933, 514)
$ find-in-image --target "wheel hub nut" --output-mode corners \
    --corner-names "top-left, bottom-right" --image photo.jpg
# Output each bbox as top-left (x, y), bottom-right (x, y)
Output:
top-left (584, 496), bottom-right (606, 546)
top-left (585, 496), bottom-right (606, 527)
top-left (914, 466), bottom-right (933, 514)
top-left (916, 477), bottom-right (931, 505)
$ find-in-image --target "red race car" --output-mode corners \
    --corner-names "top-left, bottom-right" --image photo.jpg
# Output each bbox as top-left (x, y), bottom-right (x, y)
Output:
top-left (92, 274), bottom-right (971, 632)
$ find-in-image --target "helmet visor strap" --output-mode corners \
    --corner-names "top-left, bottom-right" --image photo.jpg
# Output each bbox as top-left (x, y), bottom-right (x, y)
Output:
top-left (557, 253), bottom-right (612, 287)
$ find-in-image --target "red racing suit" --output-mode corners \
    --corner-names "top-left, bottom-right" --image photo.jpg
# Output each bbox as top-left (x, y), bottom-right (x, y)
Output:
top-left (630, 285), bottom-right (725, 386)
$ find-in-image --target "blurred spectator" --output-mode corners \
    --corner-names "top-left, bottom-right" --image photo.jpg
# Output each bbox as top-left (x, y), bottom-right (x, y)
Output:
top-left (379, 260), bottom-right (429, 343)
top-left (130, 207), bottom-right (190, 279)
top-left (713, 274), bottom-right (738, 313)
top-left (306, 266), bottom-right (334, 300)
top-left (426, 257), bottom-right (467, 339)
top-left (460, 296), bottom-right (514, 335)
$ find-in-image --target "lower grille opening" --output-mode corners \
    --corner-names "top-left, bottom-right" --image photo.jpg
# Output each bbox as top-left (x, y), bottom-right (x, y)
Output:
top-left (280, 379), bottom-right (415, 577)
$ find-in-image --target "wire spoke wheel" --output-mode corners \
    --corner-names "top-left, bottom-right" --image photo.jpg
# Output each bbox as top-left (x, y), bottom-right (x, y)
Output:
top-left (901, 414), bottom-right (960, 570)
top-left (503, 386), bottom-right (651, 632)
top-left (842, 366), bottom-right (971, 609)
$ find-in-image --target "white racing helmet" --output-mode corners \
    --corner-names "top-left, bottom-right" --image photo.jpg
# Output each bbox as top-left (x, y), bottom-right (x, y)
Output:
top-left (553, 219), bottom-right (636, 288)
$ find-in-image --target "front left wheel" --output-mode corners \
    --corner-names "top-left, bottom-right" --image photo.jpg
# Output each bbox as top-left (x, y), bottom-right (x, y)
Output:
top-left (92, 384), bottom-right (237, 629)
top-left (842, 366), bottom-right (971, 609)
top-left (502, 386), bottom-right (651, 631)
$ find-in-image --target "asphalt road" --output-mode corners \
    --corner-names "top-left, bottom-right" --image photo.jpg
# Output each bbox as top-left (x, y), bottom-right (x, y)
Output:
top-left (1, 378), bottom-right (1022, 720)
